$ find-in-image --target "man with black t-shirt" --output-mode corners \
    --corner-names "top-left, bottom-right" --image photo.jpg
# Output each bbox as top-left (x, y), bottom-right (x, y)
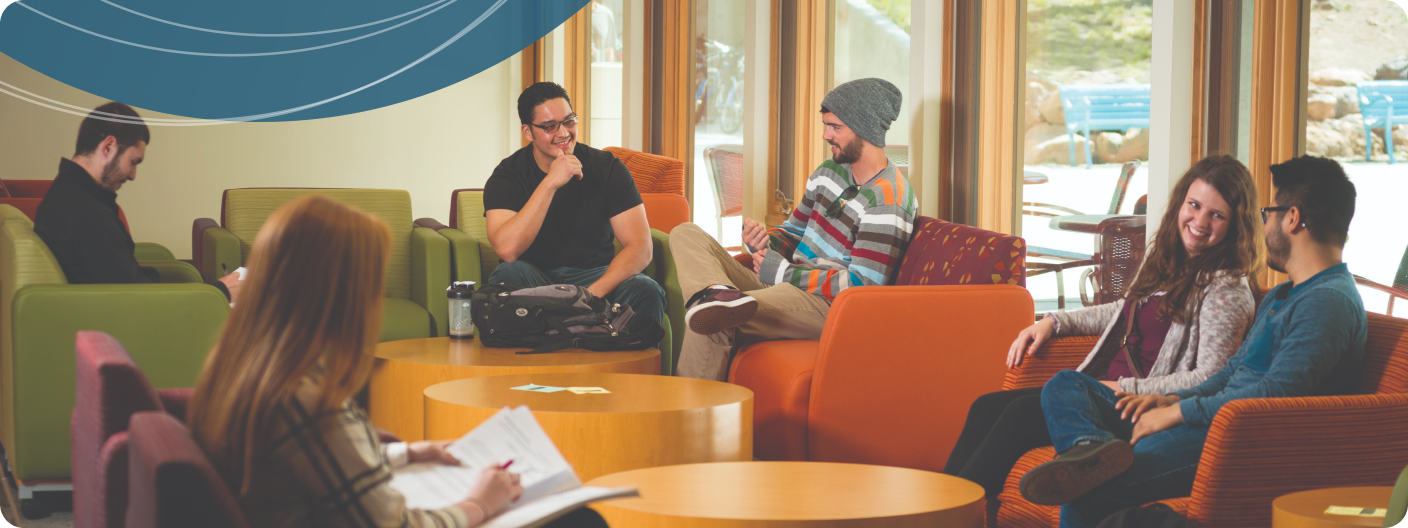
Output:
top-left (482, 82), bottom-right (664, 335)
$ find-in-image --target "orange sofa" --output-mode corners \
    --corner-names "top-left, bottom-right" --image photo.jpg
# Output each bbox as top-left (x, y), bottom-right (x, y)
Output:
top-left (994, 313), bottom-right (1408, 528)
top-left (728, 217), bottom-right (1032, 471)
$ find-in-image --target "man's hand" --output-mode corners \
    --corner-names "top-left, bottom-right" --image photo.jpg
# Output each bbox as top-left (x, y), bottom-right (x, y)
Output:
top-left (1130, 404), bottom-right (1184, 445)
top-left (751, 249), bottom-right (767, 275)
top-left (407, 440), bottom-right (462, 466)
top-left (218, 272), bottom-right (243, 304)
top-left (544, 147), bottom-right (583, 190)
top-left (742, 218), bottom-right (768, 252)
top-left (1114, 393), bottom-right (1180, 422)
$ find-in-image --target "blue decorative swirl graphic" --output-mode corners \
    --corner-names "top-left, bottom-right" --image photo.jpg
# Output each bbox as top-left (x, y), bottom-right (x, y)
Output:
top-left (0, 0), bottom-right (587, 122)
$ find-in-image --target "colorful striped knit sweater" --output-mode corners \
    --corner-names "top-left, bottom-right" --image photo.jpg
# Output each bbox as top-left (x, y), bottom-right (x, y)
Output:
top-left (758, 160), bottom-right (918, 302)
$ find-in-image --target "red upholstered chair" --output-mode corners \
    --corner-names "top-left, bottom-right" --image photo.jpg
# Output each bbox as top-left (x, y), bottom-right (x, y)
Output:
top-left (125, 411), bottom-right (250, 528)
top-left (728, 217), bottom-right (1032, 471)
top-left (72, 331), bottom-right (194, 528)
top-left (994, 313), bottom-right (1408, 528)
top-left (1, 180), bottom-right (134, 232)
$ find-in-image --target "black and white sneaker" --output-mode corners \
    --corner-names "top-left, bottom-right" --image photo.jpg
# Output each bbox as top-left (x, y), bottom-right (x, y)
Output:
top-left (684, 285), bottom-right (758, 335)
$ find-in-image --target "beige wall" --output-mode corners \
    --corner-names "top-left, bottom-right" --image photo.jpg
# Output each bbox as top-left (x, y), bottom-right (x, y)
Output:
top-left (0, 52), bottom-right (515, 259)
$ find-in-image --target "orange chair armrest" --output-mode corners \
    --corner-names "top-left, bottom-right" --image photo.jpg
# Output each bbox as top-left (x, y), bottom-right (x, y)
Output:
top-left (1001, 335), bottom-right (1099, 390)
top-left (1186, 393), bottom-right (1408, 527)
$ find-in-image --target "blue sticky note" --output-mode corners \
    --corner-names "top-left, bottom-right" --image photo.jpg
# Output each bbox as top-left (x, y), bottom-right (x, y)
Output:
top-left (511, 383), bottom-right (567, 393)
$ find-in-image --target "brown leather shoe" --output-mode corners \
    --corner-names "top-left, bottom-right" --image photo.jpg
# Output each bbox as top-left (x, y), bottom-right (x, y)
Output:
top-left (1018, 440), bottom-right (1133, 506)
top-left (684, 285), bottom-right (758, 335)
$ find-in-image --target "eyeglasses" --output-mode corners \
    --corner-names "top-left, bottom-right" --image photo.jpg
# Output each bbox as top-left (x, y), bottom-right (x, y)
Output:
top-left (528, 114), bottom-right (579, 134)
top-left (825, 185), bottom-right (860, 218)
top-left (1260, 206), bottom-right (1292, 224)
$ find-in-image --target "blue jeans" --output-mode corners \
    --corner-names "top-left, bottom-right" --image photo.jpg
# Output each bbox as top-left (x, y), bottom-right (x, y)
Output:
top-left (1041, 370), bottom-right (1208, 528)
top-left (488, 261), bottom-right (666, 334)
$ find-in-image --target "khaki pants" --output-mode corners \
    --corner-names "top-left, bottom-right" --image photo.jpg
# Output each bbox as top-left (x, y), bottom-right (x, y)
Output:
top-left (669, 223), bottom-right (830, 381)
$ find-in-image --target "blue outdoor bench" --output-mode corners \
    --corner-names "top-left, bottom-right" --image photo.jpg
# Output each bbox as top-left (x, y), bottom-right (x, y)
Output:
top-left (1060, 83), bottom-right (1151, 168)
top-left (1358, 81), bottom-right (1408, 164)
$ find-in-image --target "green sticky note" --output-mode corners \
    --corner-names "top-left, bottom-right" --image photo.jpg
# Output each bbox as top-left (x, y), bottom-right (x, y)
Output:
top-left (511, 383), bottom-right (567, 393)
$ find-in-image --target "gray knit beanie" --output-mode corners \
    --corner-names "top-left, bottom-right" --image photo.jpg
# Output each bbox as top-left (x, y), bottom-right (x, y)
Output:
top-left (821, 78), bottom-right (902, 148)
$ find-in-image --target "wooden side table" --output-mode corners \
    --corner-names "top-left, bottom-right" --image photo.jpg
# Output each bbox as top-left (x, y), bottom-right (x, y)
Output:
top-left (423, 372), bottom-right (752, 482)
top-left (586, 461), bottom-right (985, 527)
top-left (1273, 487), bottom-right (1394, 528)
top-left (369, 338), bottom-right (659, 441)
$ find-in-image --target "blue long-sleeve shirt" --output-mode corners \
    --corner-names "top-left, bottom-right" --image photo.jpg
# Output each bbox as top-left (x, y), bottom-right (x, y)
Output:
top-left (1173, 263), bottom-right (1366, 428)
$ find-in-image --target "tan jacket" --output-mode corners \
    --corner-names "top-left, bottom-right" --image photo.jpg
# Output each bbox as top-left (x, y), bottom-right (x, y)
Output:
top-left (1048, 270), bottom-right (1255, 395)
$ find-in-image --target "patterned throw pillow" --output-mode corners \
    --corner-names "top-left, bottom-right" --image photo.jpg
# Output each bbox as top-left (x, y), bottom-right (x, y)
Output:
top-left (894, 217), bottom-right (1026, 287)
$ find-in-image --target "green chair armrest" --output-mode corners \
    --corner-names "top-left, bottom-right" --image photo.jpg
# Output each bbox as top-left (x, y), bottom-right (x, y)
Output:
top-left (438, 228), bottom-right (483, 285)
top-left (200, 226), bottom-right (243, 283)
top-left (411, 227), bottom-right (452, 337)
top-left (133, 242), bottom-right (175, 261)
top-left (9, 283), bottom-right (229, 482)
top-left (138, 260), bottom-right (204, 284)
top-left (650, 228), bottom-right (684, 376)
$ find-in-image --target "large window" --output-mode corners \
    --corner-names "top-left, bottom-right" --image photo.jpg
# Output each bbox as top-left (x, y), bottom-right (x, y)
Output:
top-left (692, 0), bottom-right (748, 248)
top-left (832, 0), bottom-right (912, 150)
top-left (1021, 0), bottom-right (1153, 312)
top-left (1303, 0), bottom-right (1408, 315)
top-left (589, 0), bottom-right (625, 148)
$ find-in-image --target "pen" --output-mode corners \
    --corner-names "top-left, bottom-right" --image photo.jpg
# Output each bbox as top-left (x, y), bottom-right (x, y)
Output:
top-left (499, 459), bottom-right (515, 470)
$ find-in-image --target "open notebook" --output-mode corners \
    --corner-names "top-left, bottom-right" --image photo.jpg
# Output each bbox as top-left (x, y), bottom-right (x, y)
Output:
top-left (389, 406), bottom-right (638, 528)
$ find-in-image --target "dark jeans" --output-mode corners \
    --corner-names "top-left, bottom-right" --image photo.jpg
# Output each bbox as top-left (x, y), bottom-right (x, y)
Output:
top-left (488, 261), bottom-right (666, 333)
top-left (1042, 370), bottom-right (1207, 528)
top-left (943, 387), bottom-right (1052, 499)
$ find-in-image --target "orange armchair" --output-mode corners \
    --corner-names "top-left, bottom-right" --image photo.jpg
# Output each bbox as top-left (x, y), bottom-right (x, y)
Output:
top-left (728, 217), bottom-right (1032, 471)
top-left (994, 313), bottom-right (1408, 528)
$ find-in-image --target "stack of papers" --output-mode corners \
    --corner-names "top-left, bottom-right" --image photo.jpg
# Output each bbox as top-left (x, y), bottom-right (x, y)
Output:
top-left (389, 406), bottom-right (637, 527)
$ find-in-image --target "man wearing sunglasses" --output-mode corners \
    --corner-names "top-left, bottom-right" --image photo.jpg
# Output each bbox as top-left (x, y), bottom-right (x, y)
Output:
top-left (481, 82), bottom-right (665, 337)
top-left (671, 78), bottom-right (918, 381)
top-left (1021, 156), bottom-right (1366, 528)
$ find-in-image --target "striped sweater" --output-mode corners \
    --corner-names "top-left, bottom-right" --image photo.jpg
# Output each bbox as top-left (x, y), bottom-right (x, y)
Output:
top-left (758, 160), bottom-right (918, 302)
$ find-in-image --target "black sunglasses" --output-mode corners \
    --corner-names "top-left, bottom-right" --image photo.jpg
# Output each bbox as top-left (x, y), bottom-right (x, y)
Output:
top-left (528, 114), bottom-right (579, 134)
top-left (825, 185), bottom-right (861, 218)
top-left (1260, 206), bottom-right (1292, 224)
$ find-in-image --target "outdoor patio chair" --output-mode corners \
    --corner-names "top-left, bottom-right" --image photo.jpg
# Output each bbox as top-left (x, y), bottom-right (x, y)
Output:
top-left (1059, 83), bottom-right (1152, 168)
top-left (1079, 215), bottom-right (1147, 306)
top-left (701, 145), bottom-right (743, 250)
top-left (1357, 81), bottom-right (1408, 165)
top-left (1354, 243), bottom-right (1408, 317)
top-left (1026, 160), bottom-right (1141, 308)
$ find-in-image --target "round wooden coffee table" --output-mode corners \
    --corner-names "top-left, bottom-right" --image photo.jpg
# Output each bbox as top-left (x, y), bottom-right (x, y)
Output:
top-left (586, 461), bottom-right (984, 527)
top-left (369, 338), bottom-right (659, 441)
top-left (422, 372), bottom-right (752, 482)
top-left (1272, 486), bottom-right (1394, 528)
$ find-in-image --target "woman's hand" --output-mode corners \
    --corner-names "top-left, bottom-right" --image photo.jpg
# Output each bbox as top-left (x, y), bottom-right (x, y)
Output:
top-left (458, 467), bottom-right (523, 522)
top-left (407, 441), bottom-right (461, 466)
top-left (1006, 318), bottom-right (1056, 368)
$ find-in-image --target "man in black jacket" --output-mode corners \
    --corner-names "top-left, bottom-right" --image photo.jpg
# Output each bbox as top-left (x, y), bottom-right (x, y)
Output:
top-left (33, 102), bottom-right (241, 300)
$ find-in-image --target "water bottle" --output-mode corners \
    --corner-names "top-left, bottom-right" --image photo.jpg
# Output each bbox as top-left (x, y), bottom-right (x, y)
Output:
top-left (447, 281), bottom-right (476, 339)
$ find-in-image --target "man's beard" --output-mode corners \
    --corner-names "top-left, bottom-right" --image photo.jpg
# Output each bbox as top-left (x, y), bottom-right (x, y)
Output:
top-left (1266, 225), bottom-right (1290, 273)
top-left (98, 155), bottom-right (125, 191)
top-left (830, 136), bottom-right (864, 165)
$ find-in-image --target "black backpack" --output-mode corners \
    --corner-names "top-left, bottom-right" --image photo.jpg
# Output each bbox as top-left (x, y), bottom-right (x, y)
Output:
top-left (471, 283), bottom-right (664, 355)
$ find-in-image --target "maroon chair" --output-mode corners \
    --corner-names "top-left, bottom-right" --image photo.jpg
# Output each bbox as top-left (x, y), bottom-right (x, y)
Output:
top-left (125, 411), bottom-right (249, 528)
top-left (1079, 215), bottom-right (1147, 306)
top-left (72, 331), bottom-right (193, 528)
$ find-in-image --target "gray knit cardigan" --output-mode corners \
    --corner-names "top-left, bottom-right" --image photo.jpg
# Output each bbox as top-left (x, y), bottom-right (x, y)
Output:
top-left (1047, 270), bottom-right (1255, 395)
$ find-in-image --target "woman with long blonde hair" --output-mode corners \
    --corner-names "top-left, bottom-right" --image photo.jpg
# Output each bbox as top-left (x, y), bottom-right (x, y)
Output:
top-left (189, 195), bottom-right (523, 528)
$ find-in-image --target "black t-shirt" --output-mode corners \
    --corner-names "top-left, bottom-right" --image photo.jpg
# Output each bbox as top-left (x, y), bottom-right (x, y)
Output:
top-left (482, 143), bottom-right (642, 270)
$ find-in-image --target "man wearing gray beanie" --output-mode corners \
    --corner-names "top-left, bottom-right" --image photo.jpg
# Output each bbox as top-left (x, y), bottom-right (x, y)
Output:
top-left (669, 77), bottom-right (918, 381)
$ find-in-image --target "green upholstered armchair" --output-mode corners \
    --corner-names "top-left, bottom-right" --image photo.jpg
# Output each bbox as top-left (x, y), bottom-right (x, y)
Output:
top-left (0, 205), bottom-right (228, 492)
top-left (414, 189), bottom-right (688, 375)
top-left (192, 189), bottom-right (450, 342)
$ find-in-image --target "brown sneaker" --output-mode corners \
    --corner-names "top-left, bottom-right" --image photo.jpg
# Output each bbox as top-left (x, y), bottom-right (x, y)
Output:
top-left (684, 285), bottom-right (758, 335)
top-left (1018, 440), bottom-right (1133, 506)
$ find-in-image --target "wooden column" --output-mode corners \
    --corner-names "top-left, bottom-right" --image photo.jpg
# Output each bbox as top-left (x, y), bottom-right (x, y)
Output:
top-left (1248, 0), bottom-right (1308, 290)
top-left (786, 1), bottom-right (827, 208)
top-left (974, 0), bottom-right (1024, 235)
top-left (659, 0), bottom-right (693, 204)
